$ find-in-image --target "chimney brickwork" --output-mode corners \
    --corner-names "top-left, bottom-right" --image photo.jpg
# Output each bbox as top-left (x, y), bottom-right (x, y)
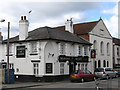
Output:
top-left (65, 18), bottom-right (74, 33)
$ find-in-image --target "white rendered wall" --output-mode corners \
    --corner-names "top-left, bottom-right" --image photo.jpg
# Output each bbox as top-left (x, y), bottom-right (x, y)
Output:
top-left (89, 20), bottom-right (113, 73)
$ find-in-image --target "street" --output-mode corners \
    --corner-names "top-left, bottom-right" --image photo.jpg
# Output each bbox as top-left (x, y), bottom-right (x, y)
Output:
top-left (11, 77), bottom-right (120, 90)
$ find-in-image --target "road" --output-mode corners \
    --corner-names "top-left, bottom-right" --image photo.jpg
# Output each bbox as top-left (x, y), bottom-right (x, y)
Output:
top-left (15, 77), bottom-right (120, 90)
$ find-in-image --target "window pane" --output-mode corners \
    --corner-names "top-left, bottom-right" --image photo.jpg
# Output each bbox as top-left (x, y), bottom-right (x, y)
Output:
top-left (78, 64), bottom-right (80, 70)
top-left (81, 64), bottom-right (84, 70)
top-left (60, 63), bottom-right (64, 74)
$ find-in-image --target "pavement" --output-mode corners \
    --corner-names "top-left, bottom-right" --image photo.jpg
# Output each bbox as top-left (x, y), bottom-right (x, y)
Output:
top-left (2, 82), bottom-right (55, 89)
top-left (2, 80), bottom-right (69, 90)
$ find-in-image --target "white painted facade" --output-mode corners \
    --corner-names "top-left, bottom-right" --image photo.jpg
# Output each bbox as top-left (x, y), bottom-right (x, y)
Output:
top-left (89, 19), bottom-right (113, 72)
top-left (0, 40), bottom-right (90, 76)
top-left (0, 18), bottom-right (91, 78)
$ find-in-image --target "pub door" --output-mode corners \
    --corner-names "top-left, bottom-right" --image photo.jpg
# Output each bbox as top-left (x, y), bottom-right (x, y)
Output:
top-left (69, 62), bottom-right (74, 74)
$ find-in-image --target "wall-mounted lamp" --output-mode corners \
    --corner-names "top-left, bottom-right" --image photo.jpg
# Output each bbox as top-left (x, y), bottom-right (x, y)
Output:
top-left (48, 53), bottom-right (54, 58)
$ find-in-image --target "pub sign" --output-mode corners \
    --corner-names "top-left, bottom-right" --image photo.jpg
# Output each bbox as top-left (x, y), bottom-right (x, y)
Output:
top-left (16, 46), bottom-right (26, 58)
top-left (91, 49), bottom-right (96, 58)
top-left (46, 63), bottom-right (52, 73)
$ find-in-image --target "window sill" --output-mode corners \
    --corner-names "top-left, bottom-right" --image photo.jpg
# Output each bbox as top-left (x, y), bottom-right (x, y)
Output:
top-left (6, 54), bottom-right (13, 56)
top-left (30, 53), bottom-right (38, 55)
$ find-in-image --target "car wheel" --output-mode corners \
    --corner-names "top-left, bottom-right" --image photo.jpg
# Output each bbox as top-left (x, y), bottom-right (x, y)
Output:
top-left (81, 78), bottom-right (84, 83)
top-left (70, 80), bottom-right (74, 82)
top-left (115, 74), bottom-right (118, 78)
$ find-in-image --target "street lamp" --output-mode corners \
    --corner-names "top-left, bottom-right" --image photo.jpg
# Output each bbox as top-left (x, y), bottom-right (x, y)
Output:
top-left (0, 19), bottom-right (5, 41)
top-left (0, 19), bottom-right (5, 22)
top-left (0, 19), bottom-right (10, 83)
top-left (7, 22), bottom-right (10, 83)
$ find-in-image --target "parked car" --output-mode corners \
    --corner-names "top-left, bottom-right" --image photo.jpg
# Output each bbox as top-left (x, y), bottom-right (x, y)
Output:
top-left (70, 70), bottom-right (96, 82)
top-left (113, 68), bottom-right (120, 77)
top-left (94, 68), bottom-right (118, 79)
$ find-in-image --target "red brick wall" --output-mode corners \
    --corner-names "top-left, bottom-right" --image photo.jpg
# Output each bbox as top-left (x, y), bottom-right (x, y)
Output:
top-left (80, 34), bottom-right (89, 41)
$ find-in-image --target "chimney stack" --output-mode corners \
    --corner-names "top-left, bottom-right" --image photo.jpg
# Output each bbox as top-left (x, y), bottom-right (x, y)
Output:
top-left (65, 18), bottom-right (74, 33)
top-left (19, 16), bottom-right (29, 40)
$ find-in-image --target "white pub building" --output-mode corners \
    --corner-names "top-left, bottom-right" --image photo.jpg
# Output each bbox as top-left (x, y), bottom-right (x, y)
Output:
top-left (0, 16), bottom-right (92, 82)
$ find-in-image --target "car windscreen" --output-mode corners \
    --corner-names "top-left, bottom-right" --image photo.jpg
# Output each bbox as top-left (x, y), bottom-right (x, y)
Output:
top-left (94, 68), bottom-right (104, 72)
top-left (72, 70), bottom-right (80, 74)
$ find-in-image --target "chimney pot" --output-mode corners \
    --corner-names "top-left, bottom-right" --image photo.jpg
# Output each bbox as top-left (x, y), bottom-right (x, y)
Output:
top-left (21, 16), bottom-right (23, 20)
top-left (24, 16), bottom-right (26, 20)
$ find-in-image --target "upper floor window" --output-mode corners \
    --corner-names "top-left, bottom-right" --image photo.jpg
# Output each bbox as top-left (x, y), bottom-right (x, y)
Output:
top-left (107, 43), bottom-right (110, 55)
top-left (78, 45), bottom-right (81, 56)
top-left (84, 46), bottom-right (87, 56)
top-left (9, 44), bottom-right (12, 54)
top-left (117, 47), bottom-right (119, 56)
top-left (100, 29), bottom-right (104, 35)
top-left (93, 40), bottom-right (97, 50)
top-left (31, 42), bottom-right (37, 53)
top-left (100, 41), bottom-right (104, 54)
top-left (60, 43), bottom-right (65, 55)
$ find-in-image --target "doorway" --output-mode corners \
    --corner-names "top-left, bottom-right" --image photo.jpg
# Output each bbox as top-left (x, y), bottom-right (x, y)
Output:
top-left (69, 62), bottom-right (74, 74)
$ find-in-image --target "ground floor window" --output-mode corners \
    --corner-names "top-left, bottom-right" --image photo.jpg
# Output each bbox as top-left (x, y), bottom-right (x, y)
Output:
top-left (107, 61), bottom-right (109, 67)
top-left (33, 63), bottom-right (39, 75)
top-left (95, 61), bottom-right (97, 69)
top-left (98, 60), bottom-right (101, 67)
top-left (77, 63), bottom-right (88, 70)
top-left (85, 64), bottom-right (87, 70)
top-left (60, 63), bottom-right (64, 74)
top-left (103, 60), bottom-right (106, 67)
top-left (81, 64), bottom-right (84, 70)
top-left (117, 59), bottom-right (120, 64)
top-left (78, 64), bottom-right (80, 70)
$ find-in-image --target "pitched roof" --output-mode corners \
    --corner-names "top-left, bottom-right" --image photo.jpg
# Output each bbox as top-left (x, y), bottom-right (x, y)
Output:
top-left (113, 37), bottom-right (120, 46)
top-left (3, 26), bottom-right (91, 45)
top-left (56, 20), bottom-right (99, 34)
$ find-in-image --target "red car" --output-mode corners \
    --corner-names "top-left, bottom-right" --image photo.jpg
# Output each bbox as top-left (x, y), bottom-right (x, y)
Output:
top-left (70, 70), bottom-right (96, 82)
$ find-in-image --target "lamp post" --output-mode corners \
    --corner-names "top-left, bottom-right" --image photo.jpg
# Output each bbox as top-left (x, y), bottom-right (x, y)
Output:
top-left (0, 20), bottom-right (10, 83)
top-left (7, 22), bottom-right (10, 83)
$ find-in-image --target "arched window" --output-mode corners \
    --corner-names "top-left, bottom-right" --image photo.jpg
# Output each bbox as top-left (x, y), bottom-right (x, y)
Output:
top-left (100, 41), bottom-right (104, 54)
top-left (107, 43), bottom-right (110, 55)
top-left (98, 60), bottom-right (101, 68)
top-left (107, 61), bottom-right (109, 67)
top-left (95, 61), bottom-right (97, 69)
top-left (103, 60), bottom-right (106, 67)
top-left (93, 40), bottom-right (97, 54)
top-left (93, 40), bottom-right (97, 49)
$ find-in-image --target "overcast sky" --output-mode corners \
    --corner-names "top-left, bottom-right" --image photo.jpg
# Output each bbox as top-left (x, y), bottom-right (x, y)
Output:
top-left (0, 0), bottom-right (119, 39)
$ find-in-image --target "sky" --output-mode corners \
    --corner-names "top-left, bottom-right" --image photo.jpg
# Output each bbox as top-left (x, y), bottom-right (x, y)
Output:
top-left (0, 0), bottom-right (119, 39)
